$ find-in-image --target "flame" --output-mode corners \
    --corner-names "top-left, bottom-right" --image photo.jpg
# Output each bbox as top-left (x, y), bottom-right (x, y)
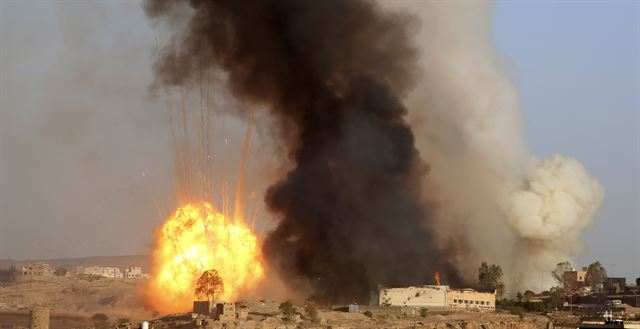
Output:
top-left (434, 271), bottom-right (441, 285)
top-left (147, 201), bottom-right (264, 313)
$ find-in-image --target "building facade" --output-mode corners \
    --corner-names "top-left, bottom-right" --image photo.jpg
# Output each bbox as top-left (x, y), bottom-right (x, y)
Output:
top-left (447, 288), bottom-right (496, 309)
top-left (379, 285), bottom-right (495, 310)
top-left (379, 285), bottom-right (448, 307)
top-left (125, 266), bottom-right (149, 279)
top-left (563, 270), bottom-right (587, 291)
top-left (22, 263), bottom-right (53, 276)
top-left (77, 266), bottom-right (123, 279)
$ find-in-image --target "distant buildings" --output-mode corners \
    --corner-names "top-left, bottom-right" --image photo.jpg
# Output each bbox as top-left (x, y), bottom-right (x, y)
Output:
top-left (125, 266), bottom-right (149, 279)
top-left (604, 278), bottom-right (626, 293)
top-left (22, 263), bottom-right (53, 276)
top-left (77, 266), bottom-right (123, 279)
top-left (74, 265), bottom-right (148, 279)
top-left (379, 285), bottom-right (495, 310)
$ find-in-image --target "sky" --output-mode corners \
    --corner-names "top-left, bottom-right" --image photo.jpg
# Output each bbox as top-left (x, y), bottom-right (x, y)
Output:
top-left (0, 1), bottom-right (638, 281)
top-left (493, 0), bottom-right (640, 279)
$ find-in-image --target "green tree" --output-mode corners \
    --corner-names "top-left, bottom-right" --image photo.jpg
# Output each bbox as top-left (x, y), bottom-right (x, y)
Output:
top-left (279, 300), bottom-right (295, 316)
top-left (419, 307), bottom-right (428, 318)
top-left (635, 277), bottom-right (640, 287)
top-left (549, 287), bottom-right (565, 310)
top-left (551, 261), bottom-right (573, 285)
top-left (478, 262), bottom-right (505, 296)
top-left (585, 261), bottom-right (607, 288)
top-left (194, 269), bottom-right (224, 302)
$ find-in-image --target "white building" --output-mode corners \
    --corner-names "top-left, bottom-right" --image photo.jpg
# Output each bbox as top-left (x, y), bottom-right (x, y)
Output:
top-left (125, 266), bottom-right (148, 279)
top-left (379, 285), bottom-right (495, 310)
top-left (379, 285), bottom-right (448, 307)
top-left (78, 266), bottom-right (123, 279)
top-left (22, 263), bottom-right (53, 276)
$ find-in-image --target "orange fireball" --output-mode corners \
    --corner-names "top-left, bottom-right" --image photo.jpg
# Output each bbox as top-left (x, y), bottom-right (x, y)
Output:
top-left (147, 202), bottom-right (264, 313)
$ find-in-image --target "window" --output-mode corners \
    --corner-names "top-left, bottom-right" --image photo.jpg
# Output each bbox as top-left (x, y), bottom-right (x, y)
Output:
top-left (475, 301), bottom-right (479, 304)
top-left (454, 299), bottom-right (458, 303)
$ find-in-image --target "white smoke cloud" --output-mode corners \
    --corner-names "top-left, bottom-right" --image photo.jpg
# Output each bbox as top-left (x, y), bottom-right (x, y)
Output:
top-left (384, 0), bottom-right (605, 293)
top-left (510, 156), bottom-right (604, 242)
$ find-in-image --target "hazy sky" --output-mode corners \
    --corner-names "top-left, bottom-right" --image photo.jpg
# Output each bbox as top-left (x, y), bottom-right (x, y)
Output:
top-left (493, 1), bottom-right (639, 280)
top-left (0, 1), bottom-right (638, 281)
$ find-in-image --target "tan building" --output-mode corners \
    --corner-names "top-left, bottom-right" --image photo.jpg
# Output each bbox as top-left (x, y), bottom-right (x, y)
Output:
top-left (22, 263), bottom-right (53, 276)
top-left (77, 266), bottom-right (123, 279)
top-left (563, 270), bottom-right (587, 291)
top-left (125, 266), bottom-right (148, 279)
top-left (379, 285), bottom-right (495, 310)
top-left (379, 285), bottom-right (448, 307)
top-left (447, 288), bottom-right (495, 310)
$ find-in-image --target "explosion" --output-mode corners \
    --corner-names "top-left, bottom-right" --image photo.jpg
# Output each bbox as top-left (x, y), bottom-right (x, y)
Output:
top-left (147, 202), bottom-right (264, 313)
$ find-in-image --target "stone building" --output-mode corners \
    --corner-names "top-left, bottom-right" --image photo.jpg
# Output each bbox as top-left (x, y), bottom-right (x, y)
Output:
top-left (125, 266), bottom-right (149, 279)
top-left (563, 270), bottom-right (587, 291)
top-left (77, 266), bottom-right (123, 279)
top-left (22, 263), bottom-right (53, 276)
top-left (447, 288), bottom-right (496, 309)
top-left (29, 308), bottom-right (49, 329)
top-left (379, 285), bottom-right (495, 310)
top-left (379, 285), bottom-right (448, 307)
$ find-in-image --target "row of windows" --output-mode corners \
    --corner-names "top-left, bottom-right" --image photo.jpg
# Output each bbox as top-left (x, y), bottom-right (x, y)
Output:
top-left (453, 299), bottom-right (491, 305)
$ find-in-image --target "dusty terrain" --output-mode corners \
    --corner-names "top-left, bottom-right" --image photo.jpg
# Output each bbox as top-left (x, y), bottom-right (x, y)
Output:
top-left (0, 274), bottom-right (153, 327)
top-left (0, 274), bottom-right (550, 329)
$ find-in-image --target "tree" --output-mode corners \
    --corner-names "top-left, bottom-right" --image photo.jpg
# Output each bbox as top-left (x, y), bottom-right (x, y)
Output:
top-left (279, 300), bottom-right (295, 316)
top-left (194, 269), bottom-right (224, 302)
top-left (54, 268), bottom-right (68, 276)
top-left (636, 277), bottom-right (640, 287)
top-left (551, 261), bottom-right (573, 284)
top-left (478, 262), bottom-right (505, 296)
top-left (549, 287), bottom-right (565, 310)
top-left (585, 261), bottom-right (607, 288)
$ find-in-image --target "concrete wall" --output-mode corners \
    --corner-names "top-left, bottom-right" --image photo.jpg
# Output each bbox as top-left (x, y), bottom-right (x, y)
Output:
top-left (29, 308), bottom-right (49, 329)
top-left (447, 289), bottom-right (495, 310)
top-left (379, 285), bottom-right (448, 307)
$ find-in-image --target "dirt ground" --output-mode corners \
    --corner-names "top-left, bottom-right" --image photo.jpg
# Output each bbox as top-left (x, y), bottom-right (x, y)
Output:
top-left (0, 275), bottom-right (153, 324)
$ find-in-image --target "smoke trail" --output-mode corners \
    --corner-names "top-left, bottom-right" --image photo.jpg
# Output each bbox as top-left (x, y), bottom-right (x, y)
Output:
top-left (144, 0), bottom-right (462, 302)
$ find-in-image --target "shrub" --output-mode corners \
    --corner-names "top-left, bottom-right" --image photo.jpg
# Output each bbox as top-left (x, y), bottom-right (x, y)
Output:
top-left (304, 303), bottom-right (319, 322)
top-left (279, 300), bottom-right (295, 316)
top-left (91, 313), bottom-right (108, 323)
top-left (420, 307), bottom-right (428, 318)
top-left (364, 310), bottom-right (373, 318)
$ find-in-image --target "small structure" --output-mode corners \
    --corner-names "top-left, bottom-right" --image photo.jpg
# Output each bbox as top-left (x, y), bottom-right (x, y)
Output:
top-left (125, 266), bottom-right (149, 279)
top-left (564, 270), bottom-right (587, 291)
top-left (29, 307), bottom-right (49, 329)
top-left (215, 303), bottom-right (236, 321)
top-left (348, 304), bottom-right (359, 313)
top-left (193, 300), bottom-right (215, 316)
top-left (22, 264), bottom-right (53, 276)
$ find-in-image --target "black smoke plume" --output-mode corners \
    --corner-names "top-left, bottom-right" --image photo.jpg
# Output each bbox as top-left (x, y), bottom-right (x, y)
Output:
top-left (145, 0), bottom-right (462, 303)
